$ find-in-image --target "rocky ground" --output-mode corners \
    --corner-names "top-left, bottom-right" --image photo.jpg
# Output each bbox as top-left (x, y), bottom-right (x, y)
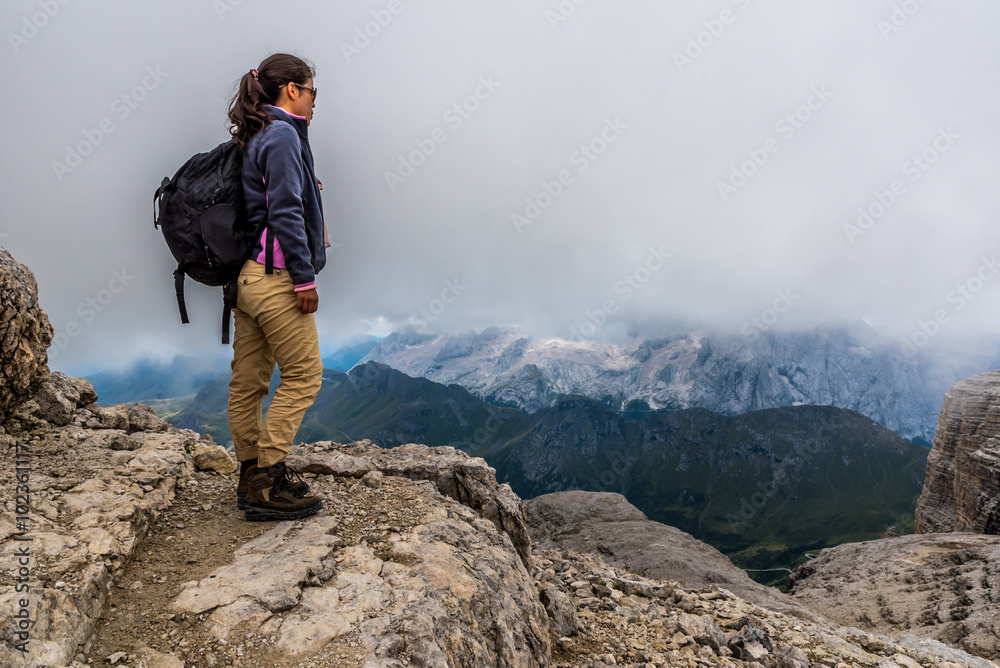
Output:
top-left (2, 372), bottom-right (999, 668)
top-left (535, 546), bottom-right (998, 668)
top-left (524, 490), bottom-right (824, 624)
top-left (788, 533), bottom-right (1000, 663)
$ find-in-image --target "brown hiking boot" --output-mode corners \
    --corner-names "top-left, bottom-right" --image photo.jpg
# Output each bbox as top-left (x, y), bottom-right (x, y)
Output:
top-left (244, 462), bottom-right (322, 521)
top-left (237, 459), bottom-right (309, 509)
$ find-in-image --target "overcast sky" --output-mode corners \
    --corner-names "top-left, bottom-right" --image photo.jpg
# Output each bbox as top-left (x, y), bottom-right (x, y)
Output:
top-left (3, 0), bottom-right (1000, 374)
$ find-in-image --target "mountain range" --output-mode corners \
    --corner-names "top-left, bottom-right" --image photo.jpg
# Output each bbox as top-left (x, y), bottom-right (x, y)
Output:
top-left (139, 360), bottom-right (927, 579)
top-left (359, 324), bottom-right (1000, 443)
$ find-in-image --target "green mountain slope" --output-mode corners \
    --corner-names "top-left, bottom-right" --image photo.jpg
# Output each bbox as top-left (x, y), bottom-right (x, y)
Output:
top-left (295, 363), bottom-right (525, 450)
top-left (487, 394), bottom-right (927, 576)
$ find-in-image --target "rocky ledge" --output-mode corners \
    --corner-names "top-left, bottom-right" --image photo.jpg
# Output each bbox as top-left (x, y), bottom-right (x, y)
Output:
top-left (0, 372), bottom-right (550, 667)
top-left (537, 546), bottom-right (997, 668)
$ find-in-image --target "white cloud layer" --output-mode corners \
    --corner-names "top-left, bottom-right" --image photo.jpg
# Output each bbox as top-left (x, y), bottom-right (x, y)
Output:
top-left (3, 0), bottom-right (1000, 373)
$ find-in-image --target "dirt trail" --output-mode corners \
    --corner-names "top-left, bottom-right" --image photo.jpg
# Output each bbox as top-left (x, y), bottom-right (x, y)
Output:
top-left (83, 469), bottom-right (412, 668)
top-left (84, 469), bottom-right (269, 665)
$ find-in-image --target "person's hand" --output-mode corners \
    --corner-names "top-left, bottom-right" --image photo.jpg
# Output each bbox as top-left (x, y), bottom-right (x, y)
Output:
top-left (296, 288), bottom-right (318, 314)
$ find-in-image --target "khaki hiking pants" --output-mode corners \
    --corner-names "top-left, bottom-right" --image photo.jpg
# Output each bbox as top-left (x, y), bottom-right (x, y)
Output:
top-left (228, 259), bottom-right (323, 468)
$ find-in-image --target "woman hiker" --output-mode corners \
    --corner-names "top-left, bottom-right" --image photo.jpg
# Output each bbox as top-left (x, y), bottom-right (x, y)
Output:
top-left (226, 53), bottom-right (329, 521)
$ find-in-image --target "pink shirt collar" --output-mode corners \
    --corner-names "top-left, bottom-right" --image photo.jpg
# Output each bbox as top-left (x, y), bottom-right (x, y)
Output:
top-left (264, 103), bottom-right (307, 120)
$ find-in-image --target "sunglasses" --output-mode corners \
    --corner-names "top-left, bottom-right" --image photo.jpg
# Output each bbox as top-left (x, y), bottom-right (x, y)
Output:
top-left (293, 82), bottom-right (317, 100)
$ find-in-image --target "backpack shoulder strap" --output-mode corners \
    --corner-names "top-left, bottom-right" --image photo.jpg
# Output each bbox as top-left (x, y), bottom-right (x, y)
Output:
top-left (153, 176), bottom-right (171, 228)
top-left (173, 268), bottom-right (189, 324)
top-left (222, 282), bottom-right (235, 345)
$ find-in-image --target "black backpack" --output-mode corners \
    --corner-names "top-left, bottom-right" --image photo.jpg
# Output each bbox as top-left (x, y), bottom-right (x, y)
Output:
top-left (153, 139), bottom-right (273, 344)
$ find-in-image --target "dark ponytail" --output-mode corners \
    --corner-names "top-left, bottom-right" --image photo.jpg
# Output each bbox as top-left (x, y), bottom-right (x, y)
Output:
top-left (228, 53), bottom-right (316, 150)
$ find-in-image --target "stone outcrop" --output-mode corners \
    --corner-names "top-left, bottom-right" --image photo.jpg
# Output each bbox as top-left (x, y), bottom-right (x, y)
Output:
top-left (0, 374), bottom-right (551, 667)
top-left (18, 372), bottom-right (98, 427)
top-left (525, 490), bottom-right (824, 624)
top-left (170, 475), bottom-right (550, 666)
top-left (287, 439), bottom-right (533, 569)
top-left (915, 371), bottom-right (1000, 534)
top-left (0, 244), bottom-right (53, 421)
top-left (788, 532), bottom-right (1000, 662)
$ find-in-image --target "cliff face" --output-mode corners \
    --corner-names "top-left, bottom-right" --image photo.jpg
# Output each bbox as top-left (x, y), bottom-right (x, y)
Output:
top-left (914, 371), bottom-right (1000, 534)
top-left (785, 370), bottom-right (1000, 664)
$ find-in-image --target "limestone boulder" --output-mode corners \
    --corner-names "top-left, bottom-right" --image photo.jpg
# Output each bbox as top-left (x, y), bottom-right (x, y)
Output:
top-left (191, 443), bottom-right (235, 475)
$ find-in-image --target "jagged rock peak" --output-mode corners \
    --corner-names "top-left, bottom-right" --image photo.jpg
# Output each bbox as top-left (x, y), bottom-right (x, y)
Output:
top-left (0, 244), bottom-right (53, 421)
